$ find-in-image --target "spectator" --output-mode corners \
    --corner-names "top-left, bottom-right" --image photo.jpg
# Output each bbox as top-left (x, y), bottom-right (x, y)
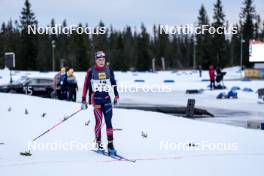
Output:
top-left (59, 68), bottom-right (68, 100)
top-left (53, 67), bottom-right (66, 100)
top-left (215, 67), bottom-right (226, 89)
top-left (66, 68), bottom-right (78, 102)
top-left (209, 65), bottom-right (215, 90)
top-left (198, 65), bottom-right (202, 78)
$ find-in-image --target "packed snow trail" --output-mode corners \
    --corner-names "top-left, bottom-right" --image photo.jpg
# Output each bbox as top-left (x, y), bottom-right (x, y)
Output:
top-left (0, 93), bottom-right (264, 176)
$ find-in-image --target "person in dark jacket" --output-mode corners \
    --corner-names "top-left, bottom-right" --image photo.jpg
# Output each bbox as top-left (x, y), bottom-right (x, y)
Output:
top-left (59, 68), bottom-right (68, 100)
top-left (66, 68), bottom-right (78, 102)
top-left (81, 51), bottom-right (119, 156)
top-left (54, 67), bottom-right (66, 100)
top-left (215, 67), bottom-right (226, 89)
top-left (198, 65), bottom-right (202, 78)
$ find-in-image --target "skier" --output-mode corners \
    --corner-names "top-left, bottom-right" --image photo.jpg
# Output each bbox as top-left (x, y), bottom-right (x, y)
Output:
top-left (66, 68), bottom-right (78, 102)
top-left (209, 65), bottom-right (215, 90)
top-left (81, 51), bottom-right (119, 155)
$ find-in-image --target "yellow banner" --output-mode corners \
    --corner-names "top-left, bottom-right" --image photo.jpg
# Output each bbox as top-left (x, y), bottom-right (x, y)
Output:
top-left (245, 69), bottom-right (260, 78)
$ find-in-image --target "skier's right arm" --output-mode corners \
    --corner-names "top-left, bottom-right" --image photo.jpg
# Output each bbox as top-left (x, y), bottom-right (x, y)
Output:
top-left (82, 68), bottom-right (92, 108)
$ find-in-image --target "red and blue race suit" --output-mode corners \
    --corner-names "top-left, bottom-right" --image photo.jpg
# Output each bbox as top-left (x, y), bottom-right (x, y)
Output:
top-left (82, 65), bottom-right (119, 143)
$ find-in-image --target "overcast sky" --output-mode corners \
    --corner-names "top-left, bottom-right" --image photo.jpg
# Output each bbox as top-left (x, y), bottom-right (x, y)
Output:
top-left (0, 0), bottom-right (263, 31)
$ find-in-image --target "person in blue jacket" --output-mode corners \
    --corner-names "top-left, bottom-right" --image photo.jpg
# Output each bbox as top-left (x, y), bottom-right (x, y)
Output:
top-left (81, 51), bottom-right (119, 155)
top-left (59, 68), bottom-right (68, 100)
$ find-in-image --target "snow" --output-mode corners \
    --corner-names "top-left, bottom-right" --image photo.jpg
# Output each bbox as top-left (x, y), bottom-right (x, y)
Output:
top-left (0, 67), bottom-right (264, 175)
top-left (0, 93), bottom-right (264, 176)
top-left (1, 67), bottom-right (264, 127)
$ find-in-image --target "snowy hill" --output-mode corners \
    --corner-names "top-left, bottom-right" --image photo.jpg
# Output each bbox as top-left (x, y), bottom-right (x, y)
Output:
top-left (0, 93), bottom-right (264, 176)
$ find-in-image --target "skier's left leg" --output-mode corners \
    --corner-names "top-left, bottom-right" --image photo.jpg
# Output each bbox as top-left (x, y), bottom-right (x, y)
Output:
top-left (102, 100), bottom-right (116, 155)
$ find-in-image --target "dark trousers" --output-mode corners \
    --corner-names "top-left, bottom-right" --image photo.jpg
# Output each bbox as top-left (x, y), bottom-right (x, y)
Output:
top-left (93, 96), bottom-right (113, 142)
top-left (61, 88), bottom-right (67, 100)
top-left (210, 80), bottom-right (215, 90)
top-left (67, 90), bottom-right (77, 102)
top-left (56, 89), bottom-right (62, 100)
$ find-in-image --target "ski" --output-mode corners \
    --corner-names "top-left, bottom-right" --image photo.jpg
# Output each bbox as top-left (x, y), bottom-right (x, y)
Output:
top-left (114, 153), bottom-right (136, 163)
top-left (91, 150), bottom-right (136, 163)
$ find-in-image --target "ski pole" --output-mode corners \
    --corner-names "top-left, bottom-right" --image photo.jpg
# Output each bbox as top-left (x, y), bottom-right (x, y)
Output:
top-left (20, 108), bottom-right (82, 156)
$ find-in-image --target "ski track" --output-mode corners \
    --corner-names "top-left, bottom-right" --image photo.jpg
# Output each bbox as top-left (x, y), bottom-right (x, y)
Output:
top-left (1, 152), bottom-right (264, 167)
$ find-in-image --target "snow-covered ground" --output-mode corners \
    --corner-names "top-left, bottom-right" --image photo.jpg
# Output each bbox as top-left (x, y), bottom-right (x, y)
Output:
top-left (1, 67), bottom-right (264, 175)
top-left (1, 67), bottom-right (264, 127)
top-left (0, 93), bottom-right (264, 176)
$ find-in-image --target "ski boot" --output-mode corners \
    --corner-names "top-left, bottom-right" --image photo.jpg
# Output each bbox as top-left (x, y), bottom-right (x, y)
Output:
top-left (96, 141), bottom-right (105, 153)
top-left (107, 141), bottom-right (117, 156)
